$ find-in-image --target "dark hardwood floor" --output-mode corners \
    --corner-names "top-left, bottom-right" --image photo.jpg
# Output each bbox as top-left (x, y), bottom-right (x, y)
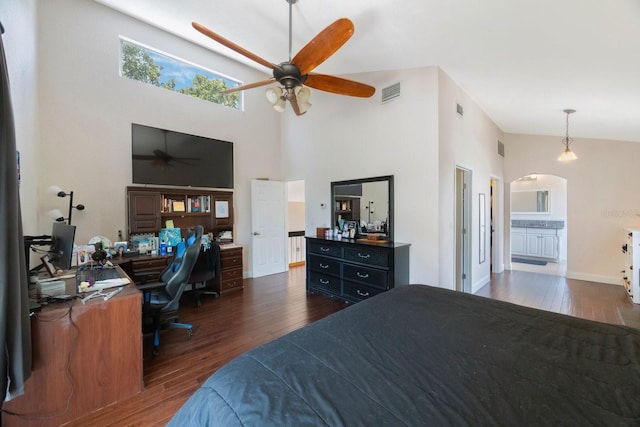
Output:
top-left (65, 267), bottom-right (636, 426)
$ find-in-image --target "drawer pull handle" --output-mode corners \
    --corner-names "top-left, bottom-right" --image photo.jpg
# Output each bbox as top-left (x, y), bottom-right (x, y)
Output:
top-left (320, 263), bottom-right (329, 269)
top-left (320, 247), bottom-right (330, 252)
top-left (320, 279), bottom-right (330, 285)
top-left (356, 272), bottom-right (369, 279)
top-left (357, 253), bottom-right (371, 259)
top-left (356, 289), bottom-right (370, 297)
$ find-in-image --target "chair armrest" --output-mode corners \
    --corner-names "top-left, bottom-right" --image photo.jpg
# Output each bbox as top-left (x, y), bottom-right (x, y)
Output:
top-left (137, 281), bottom-right (165, 291)
top-left (133, 271), bottom-right (163, 285)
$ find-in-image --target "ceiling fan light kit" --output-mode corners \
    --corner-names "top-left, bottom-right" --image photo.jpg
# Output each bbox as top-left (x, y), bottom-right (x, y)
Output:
top-left (192, 0), bottom-right (374, 116)
top-left (266, 87), bottom-right (286, 112)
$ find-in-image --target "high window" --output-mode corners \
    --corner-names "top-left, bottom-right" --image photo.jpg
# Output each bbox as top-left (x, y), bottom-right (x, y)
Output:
top-left (120, 38), bottom-right (242, 110)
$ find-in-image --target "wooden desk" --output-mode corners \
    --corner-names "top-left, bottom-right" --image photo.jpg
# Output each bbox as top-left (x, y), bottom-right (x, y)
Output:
top-left (2, 268), bottom-right (143, 427)
top-left (112, 254), bottom-right (170, 284)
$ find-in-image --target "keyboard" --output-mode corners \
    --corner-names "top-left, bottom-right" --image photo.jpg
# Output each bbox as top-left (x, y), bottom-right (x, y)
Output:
top-left (78, 273), bottom-right (130, 292)
top-left (77, 268), bottom-right (131, 292)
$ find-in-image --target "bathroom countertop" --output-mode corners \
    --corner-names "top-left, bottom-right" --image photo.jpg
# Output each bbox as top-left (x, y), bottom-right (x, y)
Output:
top-left (511, 220), bottom-right (565, 229)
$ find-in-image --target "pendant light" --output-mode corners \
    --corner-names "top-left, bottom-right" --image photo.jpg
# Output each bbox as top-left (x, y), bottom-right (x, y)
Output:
top-left (557, 109), bottom-right (578, 162)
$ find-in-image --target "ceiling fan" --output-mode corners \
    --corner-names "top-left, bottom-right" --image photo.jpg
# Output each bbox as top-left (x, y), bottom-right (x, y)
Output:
top-left (192, 0), bottom-right (375, 116)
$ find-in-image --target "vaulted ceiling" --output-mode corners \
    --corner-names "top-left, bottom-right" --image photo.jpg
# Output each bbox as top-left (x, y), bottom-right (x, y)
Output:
top-left (94, 0), bottom-right (640, 142)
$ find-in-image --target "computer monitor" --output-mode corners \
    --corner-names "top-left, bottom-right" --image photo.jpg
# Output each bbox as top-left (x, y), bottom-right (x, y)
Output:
top-left (49, 223), bottom-right (76, 271)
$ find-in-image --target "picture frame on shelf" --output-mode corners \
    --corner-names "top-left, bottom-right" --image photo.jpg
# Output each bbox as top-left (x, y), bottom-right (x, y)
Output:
top-left (172, 201), bottom-right (186, 212)
top-left (215, 200), bottom-right (229, 218)
top-left (40, 255), bottom-right (56, 277)
top-left (130, 233), bottom-right (157, 255)
top-left (76, 245), bottom-right (95, 266)
top-left (114, 241), bottom-right (128, 257)
top-left (159, 228), bottom-right (182, 248)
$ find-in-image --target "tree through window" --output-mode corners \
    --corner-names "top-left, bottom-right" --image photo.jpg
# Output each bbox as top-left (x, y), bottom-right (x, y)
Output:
top-left (120, 39), bottom-right (242, 110)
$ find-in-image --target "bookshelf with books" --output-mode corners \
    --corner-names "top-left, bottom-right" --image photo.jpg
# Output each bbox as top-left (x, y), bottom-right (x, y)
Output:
top-left (127, 186), bottom-right (233, 239)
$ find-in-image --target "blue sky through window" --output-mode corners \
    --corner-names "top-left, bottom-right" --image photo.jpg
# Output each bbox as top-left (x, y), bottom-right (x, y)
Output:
top-left (146, 50), bottom-right (239, 91)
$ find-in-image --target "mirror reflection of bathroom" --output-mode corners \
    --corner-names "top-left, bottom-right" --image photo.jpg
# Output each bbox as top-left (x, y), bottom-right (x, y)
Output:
top-left (510, 174), bottom-right (567, 276)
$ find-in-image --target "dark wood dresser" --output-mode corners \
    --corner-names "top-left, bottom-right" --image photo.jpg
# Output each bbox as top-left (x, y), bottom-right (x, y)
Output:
top-left (215, 245), bottom-right (243, 295)
top-left (305, 237), bottom-right (410, 303)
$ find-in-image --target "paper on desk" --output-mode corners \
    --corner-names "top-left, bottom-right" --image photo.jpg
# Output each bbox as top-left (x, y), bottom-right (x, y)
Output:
top-left (78, 277), bottom-right (130, 293)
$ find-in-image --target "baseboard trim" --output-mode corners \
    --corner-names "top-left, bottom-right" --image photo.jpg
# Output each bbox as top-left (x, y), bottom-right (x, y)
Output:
top-left (473, 274), bottom-right (491, 294)
top-left (289, 261), bottom-right (306, 268)
top-left (565, 271), bottom-right (621, 286)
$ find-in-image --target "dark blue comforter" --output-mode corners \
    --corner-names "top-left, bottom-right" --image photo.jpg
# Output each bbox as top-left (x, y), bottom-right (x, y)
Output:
top-left (169, 284), bottom-right (640, 426)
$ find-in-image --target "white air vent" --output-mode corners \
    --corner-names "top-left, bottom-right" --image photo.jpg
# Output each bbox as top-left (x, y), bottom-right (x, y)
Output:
top-left (381, 82), bottom-right (401, 103)
top-left (498, 140), bottom-right (505, 157)
top-left (456, 103), bottom-right (464, 116)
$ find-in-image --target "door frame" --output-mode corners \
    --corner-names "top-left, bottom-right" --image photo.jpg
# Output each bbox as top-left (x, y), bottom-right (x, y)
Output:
top-left (455, 166), bottom-right (472, 293)
top-left (489, 177), bottom-right (503, 273)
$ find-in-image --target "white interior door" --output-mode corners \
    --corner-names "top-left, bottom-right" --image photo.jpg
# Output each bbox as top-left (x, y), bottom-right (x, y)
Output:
top-left (251, 180), bottom-right (287, 278)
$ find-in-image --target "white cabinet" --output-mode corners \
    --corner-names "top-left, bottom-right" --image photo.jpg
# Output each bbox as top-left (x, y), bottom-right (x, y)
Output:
top-left (511, 228), bottom-right (526, 255)
top-left (512, 227), bottom-right (559, 260)
top-left (623, 229), bottom-right (640, 304)
top-left (540, 233), bottom-right (558, 258)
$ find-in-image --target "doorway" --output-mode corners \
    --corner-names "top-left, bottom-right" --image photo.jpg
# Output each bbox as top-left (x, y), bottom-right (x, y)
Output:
top-left (509, 174), bottom-right (567, 276)
top-left (287, 180), bottom-right (306, 267)
top-left (455, 167), bottom-right (472, 293)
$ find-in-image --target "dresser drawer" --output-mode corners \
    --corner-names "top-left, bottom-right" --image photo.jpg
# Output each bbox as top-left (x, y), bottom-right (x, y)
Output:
top-left (308, 241), bottom-right (343, 258)
top-left (343, 247), bottom-right (389, 268)
top-left (307, 255), bottom-right (341, 277)
top-left (308, 271), bottom-right (341, 294)
top-left (221, 255), bottom-right (242, 270)
top-left (221, 268), bottom-right (242, 281)
top-left (342, 264), bottom-right (388, 290)
top-left (343, 281), bottom-right (385, 302)
top-left (221, 277), bottom-right (243, 292)
top-left (130, 257), bottom-right (168, 272)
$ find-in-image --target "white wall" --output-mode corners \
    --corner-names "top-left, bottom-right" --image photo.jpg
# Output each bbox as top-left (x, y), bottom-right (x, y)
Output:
top-left (283, 67), bottom-right (504, 288)
top-left (505, 133), bottom-right (640, 284)
top-left (437, 69), bottom-right (505, 292)
top-left (1, 0), bottom-right (39, 236)
top-left (283, 67), bottom-right (441, 285)
top-left (287, 202), bottom-right (305, 231)
top-left (34, 0), bottom-right (282, 273)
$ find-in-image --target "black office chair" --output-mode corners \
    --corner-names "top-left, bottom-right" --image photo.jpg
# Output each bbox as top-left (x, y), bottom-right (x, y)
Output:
top-left (189, 242), bottom-right (221, 307)
top-left (140, 225), bottom-right (203, 356)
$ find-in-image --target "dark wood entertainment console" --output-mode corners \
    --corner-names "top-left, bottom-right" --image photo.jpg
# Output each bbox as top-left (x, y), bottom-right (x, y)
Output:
top-left (306, 236), bottom-right (410, 303)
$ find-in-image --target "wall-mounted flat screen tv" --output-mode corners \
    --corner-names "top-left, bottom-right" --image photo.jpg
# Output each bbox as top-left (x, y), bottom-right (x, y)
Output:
top-left (131, 123), bottom-right (234, 189)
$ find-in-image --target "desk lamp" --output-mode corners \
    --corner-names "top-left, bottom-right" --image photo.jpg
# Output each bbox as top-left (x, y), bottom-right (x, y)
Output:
top-left (48, 185), bottom-right (85, 225)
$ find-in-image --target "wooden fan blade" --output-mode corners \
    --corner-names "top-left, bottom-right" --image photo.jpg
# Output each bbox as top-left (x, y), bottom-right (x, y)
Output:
top-left (305, 74), bottom-right (375, 98)
top-left (284, 89), bottom-right (306, 116)
top-left (292, 18), bottom-right (354, 76)
top-left (192, 22), bottom-right (282, 71)
top-left (219, 78), bottom-right (277, 94)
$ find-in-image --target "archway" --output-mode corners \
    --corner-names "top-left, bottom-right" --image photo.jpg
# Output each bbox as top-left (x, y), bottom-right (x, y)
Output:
top-left (509, 174), bottom-right (567, 276)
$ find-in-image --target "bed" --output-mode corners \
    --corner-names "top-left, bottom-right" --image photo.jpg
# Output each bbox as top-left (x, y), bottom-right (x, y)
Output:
top-left (169, 284), bottom-right (640, 425)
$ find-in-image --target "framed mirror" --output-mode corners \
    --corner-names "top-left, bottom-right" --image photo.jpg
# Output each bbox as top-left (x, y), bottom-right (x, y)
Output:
top-left (331, 175), bottom-right (394, 240)
top-left (511, 190), bottom-right (550, 214)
